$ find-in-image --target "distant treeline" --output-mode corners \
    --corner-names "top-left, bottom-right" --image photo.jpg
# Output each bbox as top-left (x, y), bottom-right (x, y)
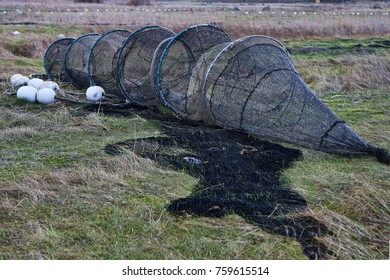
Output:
top-left (72, 0), bottom-right (389, 4)
top-left (176, 0), bottom-right (388, 3)
top-left (193, 0), bottom-right (387, 3)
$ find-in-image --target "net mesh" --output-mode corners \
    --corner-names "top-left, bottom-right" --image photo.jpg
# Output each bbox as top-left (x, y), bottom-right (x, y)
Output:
top-left (149, 36), bottom-right (174, 99)
top-left (156, 24), bottom-right (232, 119)
top-left (41, 28), bottom-right (389, 163)
top-left (88, 29), bottom-right (132, 98)
top-left (43, 37), bottom-right (75, 82)
top-left (64, 33), bottom-right (101, 89)
top-left (186, 42), bottom-right (231, 121)
top-left (204, 36), bottom-right (373, 155)
top-left (117, 26), bottom-right (175, 106)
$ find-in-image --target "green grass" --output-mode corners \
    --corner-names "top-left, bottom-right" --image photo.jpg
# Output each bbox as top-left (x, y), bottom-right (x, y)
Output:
top-left (285, 37), bottom-right (389, 58)
top-left (0, 24), bottom-right (90, 38)
top-left (0, 90), bottom-right (309, 259)
top-left (0, 106), bottom-right (158, 180)
top-left (0, 21), bottom-right (389, 260)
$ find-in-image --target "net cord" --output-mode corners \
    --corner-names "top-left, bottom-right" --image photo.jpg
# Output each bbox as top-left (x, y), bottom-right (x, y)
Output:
top-left (43, 37), bottom-right (75, 81)
top-left (63, 33), bottom-right (99, 89)
top-left (156, 24), bottom-right (232, 114)
top-left (203, 35), bottom-right (293, 123)
top-left (87, 29), bottom-right (131, 87)
top-left (115, 26), bottom-right (163, 101)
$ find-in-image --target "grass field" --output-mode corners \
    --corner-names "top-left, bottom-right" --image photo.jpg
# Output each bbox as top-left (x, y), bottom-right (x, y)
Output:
top-left (0, 1), bottom-right (389, 260)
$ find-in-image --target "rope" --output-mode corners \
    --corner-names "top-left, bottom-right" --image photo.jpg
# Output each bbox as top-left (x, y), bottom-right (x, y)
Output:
top-left (368, 145), bottom-right (390, 165)
top-left (3, 88), bottom-right (16, 96)
top-left (54, 95), bottom-right (130, 106)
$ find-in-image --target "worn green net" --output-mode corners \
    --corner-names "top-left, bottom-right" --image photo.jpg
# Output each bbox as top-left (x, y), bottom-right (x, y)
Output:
top-left (156, 24), bottom-right (232, 119)
top-left (43, 37), bottom-right (75, 82)
top-left (88, 29), bottom-right (132, 98)
top-left (43, 28), bottom-right (389, 163)
top-left (202, 36), bottom-right (389, 161)
top-left (64, 33), bottom-right (100, 89)
top-left (116, 26), bottom-right (175, 106)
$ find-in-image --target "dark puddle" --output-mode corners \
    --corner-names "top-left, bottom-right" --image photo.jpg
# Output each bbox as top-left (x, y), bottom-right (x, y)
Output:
top-left (96, 105), bottom-right (333, 259)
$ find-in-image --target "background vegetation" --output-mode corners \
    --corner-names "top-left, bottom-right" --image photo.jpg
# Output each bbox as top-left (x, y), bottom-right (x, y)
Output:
top-left (0, 1), bottom-right (389, 259)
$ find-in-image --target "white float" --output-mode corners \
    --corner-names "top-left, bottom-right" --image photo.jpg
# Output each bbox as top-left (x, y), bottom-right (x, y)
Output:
top-left (27, 78), bottom-right (45, 89)
top-left (10, 74), bottom-right (29, 88)
top-left (86, 86), bottom-right (104, 102)
top-left (16, 86), bottom-right (37, 103)
top-left (36, 88), bottom-right (56, 105)
top-left (38, 81), bottom-right (59, 91)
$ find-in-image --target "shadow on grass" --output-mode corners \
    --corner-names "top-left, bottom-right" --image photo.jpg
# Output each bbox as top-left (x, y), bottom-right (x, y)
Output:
top-left (99, 106), bottom-right (333, 259)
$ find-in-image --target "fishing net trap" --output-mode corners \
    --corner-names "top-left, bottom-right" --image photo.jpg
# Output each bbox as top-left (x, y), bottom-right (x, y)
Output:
top-left (156, 24), bottom-right (232, 120)
top-left (149, 36), bottom-right (174, 99)
top-left (39, 25), bottom-right (389, 164)
top-left (88, 29), bottom-right (132, 98)
top-left (116, 26), bottom-right (175, 106)
top-left (64, 33), bottom-right (101, 89)
top-left (43, 37), bottom-right (75, 82)
top-left (201, 35), bottom-right (389, 162)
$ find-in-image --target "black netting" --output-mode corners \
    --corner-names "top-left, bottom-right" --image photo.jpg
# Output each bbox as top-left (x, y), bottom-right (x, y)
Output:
top-left (64, 33), bottom-right (101, 89)
top-left (88, 29), bottom-right (132, 98)
top-left (204, 35), bottom-right (374, 156)
top-left (157, 24), bottom-right (232, 118)
top-left (43, 37), bottom-right (75, 82)
top-left (117, 26), bottom-right (175, 106)
top-left (104, 123), bottom-right (332, 260)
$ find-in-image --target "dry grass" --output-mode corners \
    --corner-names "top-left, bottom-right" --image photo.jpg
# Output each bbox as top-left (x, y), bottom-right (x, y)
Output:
top-left (0, 147), bottom-right (163, 238)
top-left (0, 2), bottom-right (389, 70)
top-left (315, 208), bottom-right (382, 259)
top-left (0, 46), bottom-right (16, 58)
top-left (283, 147), bottom-right (390, 259)
top-left (0, 126), bottom-right (38, 141)
top-left (222, 13), bottom-right (390, 40)
top-left (295, 53), bottom-right (390, 95)
top-left (1, 1), bottom-right (390, 40)
top-left (1, 34), bottom-right (54, 58)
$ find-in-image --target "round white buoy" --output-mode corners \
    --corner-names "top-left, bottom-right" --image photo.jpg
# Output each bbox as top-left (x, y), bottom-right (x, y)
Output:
top-left (38, 81), bottom-right (59, 91)
top-left (36, 88), bottom-right (56, 105)
top-left (28, 78), bottom-right (44, 89)
top-left (16, 86), bottom-right (37, 103)
top-left (9, 74), bottom-right (23, 87)
top-left (10, 74), bottom-right (22, 81)
top-left (86, 86), bottom-right (104, 102)
top-left (10, 74), bottom-right (29, 88)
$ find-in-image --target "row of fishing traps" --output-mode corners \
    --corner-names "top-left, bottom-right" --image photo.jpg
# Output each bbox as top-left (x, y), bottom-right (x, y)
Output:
top-left (36, 24), bottom-right (289, 121)
top-left (8, 24), bottom-right (390, 162)
top-left (13, 24), bottom-right (290, 120)
top-left (14, 24), bottom-right (238, 112)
